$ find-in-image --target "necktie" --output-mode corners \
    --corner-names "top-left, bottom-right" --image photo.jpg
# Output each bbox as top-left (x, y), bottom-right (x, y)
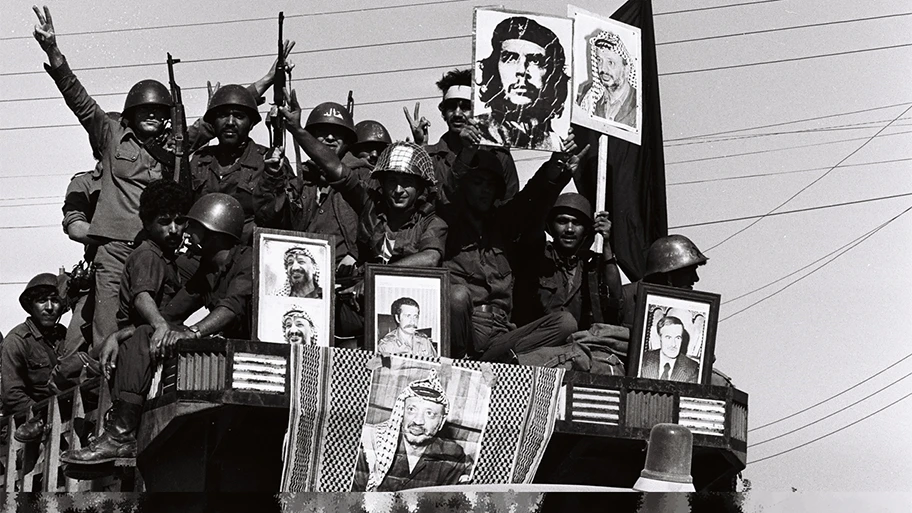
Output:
top-left (660, 362), bottom-right (671, 380)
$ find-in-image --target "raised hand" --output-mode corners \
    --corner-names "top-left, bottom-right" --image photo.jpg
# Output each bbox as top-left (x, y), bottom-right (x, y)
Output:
top-left (207, 81), bottom-right (221, 105)
top-left (32, 5), bottom-right (57, 51)
top-left (277, 89), bottom-right (303, 129)
top-left (404, 102), bottom-right (430, 146)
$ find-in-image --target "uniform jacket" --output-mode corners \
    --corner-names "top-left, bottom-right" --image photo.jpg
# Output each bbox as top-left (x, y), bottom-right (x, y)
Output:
top-left (0, 319), bottom-right (66, 415)
top-left (426, 135), bottom-right (519, 205)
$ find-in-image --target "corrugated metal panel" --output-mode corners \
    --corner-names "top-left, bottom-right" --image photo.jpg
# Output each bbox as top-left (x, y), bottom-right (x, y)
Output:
top-left (232, 352), bottom-right (287, 394)
top-left (626, 390), bottom-right (674, 428)
top-left (178, 352), bottom-right (228, 391)
top-left (731, 403), bottom-right (748, 442)
top-left (571, 386), bottom-right (620, 425)
top-left (680, 397), bottom-right (726, 437)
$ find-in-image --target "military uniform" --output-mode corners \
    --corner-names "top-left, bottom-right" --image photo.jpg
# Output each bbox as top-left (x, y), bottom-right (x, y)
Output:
top-left (0, 319), bottom-right (66, 415)
top-left (376, 330), bottom-right (437, 358)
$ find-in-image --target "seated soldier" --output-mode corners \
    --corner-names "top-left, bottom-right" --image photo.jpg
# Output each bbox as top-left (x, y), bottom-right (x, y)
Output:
top-left (512, 193), bottom-right (623, 330)
top-left (116, 180), bottom-right (192, 342)
top-left (191, 85), bottom-right (294, 245)
top-left (61, 194), bottom-right (253, 464)
top-left (440, 124), bottom-right (588, 361)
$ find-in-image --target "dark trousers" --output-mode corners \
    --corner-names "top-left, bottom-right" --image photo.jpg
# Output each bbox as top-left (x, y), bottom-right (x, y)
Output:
top-left (450, 284), bottom-right (577, 362)
top-left (113, 325), bottom-right (155, 406)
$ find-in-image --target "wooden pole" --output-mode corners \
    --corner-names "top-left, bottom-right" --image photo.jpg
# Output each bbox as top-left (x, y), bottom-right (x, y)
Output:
top-left (592, 134), bottom-right (609, 251)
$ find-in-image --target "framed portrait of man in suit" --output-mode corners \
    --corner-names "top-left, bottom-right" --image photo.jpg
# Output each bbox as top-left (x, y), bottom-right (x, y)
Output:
top-left (628, 283), bottom-right (720, 386)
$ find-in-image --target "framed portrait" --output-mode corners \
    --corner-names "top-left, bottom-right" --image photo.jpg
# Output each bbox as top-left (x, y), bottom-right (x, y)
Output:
top-left (364, 265), bottom-right (450, 358)
top-left (253, 228), bottom-right (335, 346)
top-left (568, 5), bottom-right (642, 145)
top-left (628, 283), bottom-right (721, 386)
top-left (350, 357), bottom-right (492, 492)
top-left (472, 7), bottom-right (574, 152)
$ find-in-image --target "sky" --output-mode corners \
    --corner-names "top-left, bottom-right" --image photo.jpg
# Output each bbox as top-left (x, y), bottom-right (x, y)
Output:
top-left (1, 0), bottom-right (911, 504)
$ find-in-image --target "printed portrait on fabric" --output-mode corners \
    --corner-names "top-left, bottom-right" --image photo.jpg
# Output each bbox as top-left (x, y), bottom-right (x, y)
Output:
top-left (350, 357), bottom-right (492, 492)
top-left (569, 5), bottom-right (642, 144)
top-left (628, 283), bottom-right (720, 386)
top-left (253, 229), bottom-right (334, 346)
top-left (472, 8), bottom-right (573, 151)
top-left (365, 265), bottom-right (449, 357)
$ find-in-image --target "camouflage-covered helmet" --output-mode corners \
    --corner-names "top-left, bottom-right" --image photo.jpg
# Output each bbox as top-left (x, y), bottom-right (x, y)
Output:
top-left (369, 141), bottom-right (436, 185)
top-left (549, 193), bottom-right (593, 225)
top-left (186, 193), bottom-right (244, 241)
top-left (353, 120), bottom-right (392, 146)
top-left (644, 235), bottom-right (708, 277)
top-left (204, 84), bottom-right (261, 125)
top-left (305, 102), bottom-right (356, 142)
top-left (123, 80), bottom-right (173, 115)
top-left (19, 273), bottom-right (61, 313)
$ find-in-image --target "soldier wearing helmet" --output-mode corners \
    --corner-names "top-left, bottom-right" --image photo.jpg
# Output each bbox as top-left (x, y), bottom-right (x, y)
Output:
top-left (513, 193), bottom-right (623, 330)
top-left (191, 85), bottom-right (293, 245)
top-left (255, 101), bottom-right (370, 272)
top-left (440, 130), bottom-right (589, 360)
top-left (33, 6), bottom-right (290, 355)
top-left (63, 194), bottom-right (254, 465)
top-left (350, 120), bottom-right (392, 167)
top-left (1, 274), bottom-right (67, 416)
top-left (418, 69), bottom-right (519, 205)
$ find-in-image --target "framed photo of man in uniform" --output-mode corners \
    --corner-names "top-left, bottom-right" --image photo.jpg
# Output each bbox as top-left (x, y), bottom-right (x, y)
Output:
top-left (628, 283), bottom-right (720, 386)
top-left (350, 357), bottom-right (492, 492)
top-left (364, 265), bottom-right (449, 358)
top-left (568, 5), bottom-right (642, 145)
top-left (472, 7), bottom-right (574, 151)
top-left (253, 228), bottom-right (335, 346)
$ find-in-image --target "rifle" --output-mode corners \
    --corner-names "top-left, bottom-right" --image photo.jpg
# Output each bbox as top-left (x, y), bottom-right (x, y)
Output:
top-left (166, 52), bottom-right (189, 184)
top-left (347, 90), bottom-right (355, 117)
top-left (271, 12), bottom-right (286, 150)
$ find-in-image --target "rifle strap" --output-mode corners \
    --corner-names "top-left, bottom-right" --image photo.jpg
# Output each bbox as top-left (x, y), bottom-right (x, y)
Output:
top-left (142, 138), bottom-right (176, 171)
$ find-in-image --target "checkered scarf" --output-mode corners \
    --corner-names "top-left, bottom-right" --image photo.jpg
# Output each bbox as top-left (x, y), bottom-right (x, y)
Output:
top-left (365, 370), bottom-right (449, 491)
top-left (579, 31), bottom-right (637, 116)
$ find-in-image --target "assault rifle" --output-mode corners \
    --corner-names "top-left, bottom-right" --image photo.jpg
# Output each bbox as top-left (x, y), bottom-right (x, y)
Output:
top-left (167, 52), bottom-right (189, 184)
top-left (272, 12), bottom-right (286, 150)
top-left (347, 90), bottom-right (354, 117)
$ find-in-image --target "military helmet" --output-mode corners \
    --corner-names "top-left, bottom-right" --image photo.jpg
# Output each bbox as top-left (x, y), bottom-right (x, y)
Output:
top-left (369, 141), bottom-right (436, 185)
top-left (644, 235), bottom-right (708, 277)
top-left (353, 120), bottom-right (392, 146)
top-left (122, 80), bottom-right (173, 115)
top-left (549, 193), bottom-right (593, 225)
top-left (18, 273), bottom-right (61, 313)
top-left (203, 84), bottom-right (262, 125)
top-left (305, 102), bottom-right (356, 142)
top-left (186, 193), bottom-right (245, 241)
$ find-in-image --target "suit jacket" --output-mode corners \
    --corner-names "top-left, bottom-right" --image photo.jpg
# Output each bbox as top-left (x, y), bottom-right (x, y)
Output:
top-left (640, 349), bottom-right (699, 383)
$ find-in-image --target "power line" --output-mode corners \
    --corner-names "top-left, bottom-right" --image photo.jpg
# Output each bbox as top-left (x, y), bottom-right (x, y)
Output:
top-left (665, 117), bottom-right (912, 147)
top-left (666, 101), bottom-right (912, 142)
top-left (655, 0), bottom-right (785, 16)
top-left (749, 351), bottom-right (912, 432)
top-left (0, 225), bottom-right (57, 230)
top-left (703, 103), bottom-right (912, 251)
top-left (0, 202), bottom-right (58, 208)
top-left (656, 11), bottom-right (912, 46)
top-left (0, 0), bottom-right (474, 41)
top-left (750, 389), bottom-right (912, 465)
top-left (670, 191), bottom-right (912, 229)
top-left (661, 42), bottom-right (912, 77)
top-left (667, 157), bottom-right (912, 187)
top-left (0, 34), bottom-right (472, 80)
top-left (666, 129), bottom-right (912, 166)
top-left (718, 203), bottom-right (912, 322)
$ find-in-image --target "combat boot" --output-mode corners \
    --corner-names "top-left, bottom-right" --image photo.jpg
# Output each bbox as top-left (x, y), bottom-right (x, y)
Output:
top-left (60, 400), bottom-right (142, 464)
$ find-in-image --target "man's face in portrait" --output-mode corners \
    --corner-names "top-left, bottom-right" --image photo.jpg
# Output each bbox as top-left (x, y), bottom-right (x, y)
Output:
top-left (283, 314), bottom-right (313, 345)
top-left (402, 396), bottom-right (446, 446)
top-left (658, 324), bottom-right (684, 360)
top-left (595, 45), bottom-right (627, 91)
top-left (498, 39), bottom-right (547, 107)
top-left (286, 252), bottom-right (315, 288)
top-left (395, 304), bottom-right (420, 335)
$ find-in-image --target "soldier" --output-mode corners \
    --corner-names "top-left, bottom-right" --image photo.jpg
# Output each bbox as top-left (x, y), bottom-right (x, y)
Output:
top-left (33, 5), bottom-right (290, 355)
top-left (377, 297), bottom-right (437, 358)
top-left (350, 120), bottom-right (392, 167)
top-left (512, 193), bottom-right (623, 330)
top-left (190, 85), bottom-right (293, 245)
top-left (62, 194), bottom-right (253, 464)
top-left (440, 127), bottom-right (588, 360)
top-left (415, 69), bottom-right (519, 204)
